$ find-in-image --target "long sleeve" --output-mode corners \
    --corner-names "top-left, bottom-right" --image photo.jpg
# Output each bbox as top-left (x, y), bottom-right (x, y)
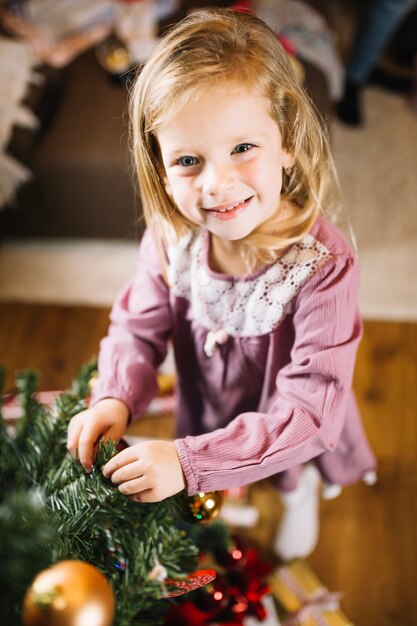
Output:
top-left (175, 253), bottom-right (363, 494)
top-left (90, 229), bottom-right (172, 418)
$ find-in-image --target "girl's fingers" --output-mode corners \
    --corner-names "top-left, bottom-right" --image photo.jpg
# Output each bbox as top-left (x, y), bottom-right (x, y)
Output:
top-left (78, 421), bottom-right (109, 471)
top-left (118, 475), bottom-right (151, 496)
top-left (109, 461), bottom-right (143, 485)
top-left (67, 415), bottom-right (83, 456)
top-left (103, 446), bottom-right (141, 477)
top-left (129, 489), bottom-right (154, 503)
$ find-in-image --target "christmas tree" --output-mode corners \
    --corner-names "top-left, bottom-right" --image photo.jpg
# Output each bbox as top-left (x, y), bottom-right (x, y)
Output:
top-left (0, 363), bottom-right (202, 626)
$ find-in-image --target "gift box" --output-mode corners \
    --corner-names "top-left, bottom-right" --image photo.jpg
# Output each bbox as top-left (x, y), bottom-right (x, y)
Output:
top-left (268, 560), bottom-right (353, 626)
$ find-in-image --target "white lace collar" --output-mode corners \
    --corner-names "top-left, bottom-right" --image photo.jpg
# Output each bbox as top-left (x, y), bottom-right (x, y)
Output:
top-left (167, 229), bottom-right (332, 337)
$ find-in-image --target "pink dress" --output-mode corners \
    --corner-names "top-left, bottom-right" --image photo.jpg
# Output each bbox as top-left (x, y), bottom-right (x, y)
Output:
top-left (91, 216), bottom-right (376, 495)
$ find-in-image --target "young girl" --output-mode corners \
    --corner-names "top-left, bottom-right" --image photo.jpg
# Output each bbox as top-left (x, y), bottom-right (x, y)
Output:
top-left (67, 8), bottom-right (376, 560)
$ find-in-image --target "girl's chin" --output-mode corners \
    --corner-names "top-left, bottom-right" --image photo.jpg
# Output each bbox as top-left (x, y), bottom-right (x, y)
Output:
top-left (209, 224), bottom-right (256, 242)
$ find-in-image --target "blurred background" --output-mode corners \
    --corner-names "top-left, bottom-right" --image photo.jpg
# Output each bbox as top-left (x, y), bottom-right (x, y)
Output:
top-left (0, 1), bottom-right (416, 624)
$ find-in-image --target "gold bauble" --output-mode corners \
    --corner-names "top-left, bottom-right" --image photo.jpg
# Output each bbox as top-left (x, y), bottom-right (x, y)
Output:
top-left (95, 38), bottom-right (132, 75)
top-left (186, 491), bottom-right (224, 524)
top-left (23, 560), bottom-right (115, 626)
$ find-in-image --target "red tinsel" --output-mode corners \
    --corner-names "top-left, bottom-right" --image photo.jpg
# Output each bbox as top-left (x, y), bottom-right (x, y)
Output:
top-left (165, 538), bottom-right (271, 625)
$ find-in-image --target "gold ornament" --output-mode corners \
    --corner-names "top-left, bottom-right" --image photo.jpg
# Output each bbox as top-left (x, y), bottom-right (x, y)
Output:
top-left (185, 491), bottom-right (224, 524)
top-left (95, 37), bottom-right (132, 75)
top-left (23, 560), bottom-right (115, 626)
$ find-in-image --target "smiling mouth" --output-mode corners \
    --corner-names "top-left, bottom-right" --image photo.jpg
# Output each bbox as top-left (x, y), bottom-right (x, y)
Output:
top-left (203, 196), bottom-right (253, 220)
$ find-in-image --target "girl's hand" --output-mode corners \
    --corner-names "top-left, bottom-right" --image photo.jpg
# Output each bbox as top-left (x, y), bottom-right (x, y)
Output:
top-left (67, 398), bottom-right (130, 472)
top-left (102, 441), bottom-right (186, 502)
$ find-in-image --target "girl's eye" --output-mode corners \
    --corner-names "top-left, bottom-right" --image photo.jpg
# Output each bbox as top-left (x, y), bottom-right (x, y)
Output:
top-left (233, 143), bottom-right (254, 154)
top-left (176, 155), bottom-right (198, 167)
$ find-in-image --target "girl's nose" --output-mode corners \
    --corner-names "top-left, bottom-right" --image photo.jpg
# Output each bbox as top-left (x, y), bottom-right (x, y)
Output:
top-left (197, 162), bottom-right (235, 195)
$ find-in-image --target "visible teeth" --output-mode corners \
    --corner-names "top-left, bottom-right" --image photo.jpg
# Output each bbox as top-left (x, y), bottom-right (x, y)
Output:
top-left (215, 200), bottom-right (245, 213)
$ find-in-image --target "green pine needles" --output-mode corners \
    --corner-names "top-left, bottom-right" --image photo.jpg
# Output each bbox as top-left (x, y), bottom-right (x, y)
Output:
top-left (0, 363), bottom-right (198, 626)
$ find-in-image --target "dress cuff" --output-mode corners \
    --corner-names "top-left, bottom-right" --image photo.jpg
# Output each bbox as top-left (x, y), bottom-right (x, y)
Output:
top-left (175, 439), bottom-right (198, 495)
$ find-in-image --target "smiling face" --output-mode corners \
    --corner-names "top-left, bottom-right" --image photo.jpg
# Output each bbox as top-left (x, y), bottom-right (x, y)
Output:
top-left (156, 86), bottom-right (294, 244)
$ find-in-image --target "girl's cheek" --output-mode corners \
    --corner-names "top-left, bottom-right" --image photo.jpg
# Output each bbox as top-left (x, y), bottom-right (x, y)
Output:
top-left (179, 180), bottom-right (196, 199)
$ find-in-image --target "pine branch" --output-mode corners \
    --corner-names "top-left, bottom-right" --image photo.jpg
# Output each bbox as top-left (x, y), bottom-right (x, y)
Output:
top-left (0, 488), bottom-right (54, 626)
top-left (14, 370), bottom-right (43, 443)
top-left (70, 357), bottom-right (98, 399)
top-left (1, 367), bottom-right (203, 626)
top-left (187, 518), bottom-right (232, 553)
top-left (0, 415), bottom-right (22, 499)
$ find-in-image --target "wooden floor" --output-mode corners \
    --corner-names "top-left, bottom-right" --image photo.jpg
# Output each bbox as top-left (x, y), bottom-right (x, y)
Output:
top-left (1, 302), bottom-right (416, 625)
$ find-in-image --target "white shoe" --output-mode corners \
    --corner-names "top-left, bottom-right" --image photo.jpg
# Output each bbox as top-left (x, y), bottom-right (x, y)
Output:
top-left (274, 464), bottom-right (320, 561)
top-left (321, 482), bottom-right (342, 500)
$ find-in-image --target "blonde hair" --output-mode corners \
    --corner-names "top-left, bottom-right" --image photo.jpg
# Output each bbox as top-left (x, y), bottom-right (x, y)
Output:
top-left (130, 8), bottom-right (340, 268)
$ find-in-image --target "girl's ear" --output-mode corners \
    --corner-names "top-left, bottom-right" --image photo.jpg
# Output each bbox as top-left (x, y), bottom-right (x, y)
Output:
top-left (164, 176), bottom-right (173, 197)
top-left (282, 150), bottom-right (295, 170)
top-left (155, 150), bottom-right (172, 196)
top-left (157, 161), bottom-right (172, 196)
